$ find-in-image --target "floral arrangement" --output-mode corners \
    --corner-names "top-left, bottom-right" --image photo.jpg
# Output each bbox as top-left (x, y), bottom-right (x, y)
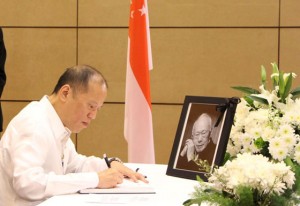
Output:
top-left (228, 62), bottom-right (300, 163)
top-left (185, 63), bottom-right (300, 205)
top-left (184, 153), bottom-right (297, 206)
top-left (227, 62), bottom-right (300, 194)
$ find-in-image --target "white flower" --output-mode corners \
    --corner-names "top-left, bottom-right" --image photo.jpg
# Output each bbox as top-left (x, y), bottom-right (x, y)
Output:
top-left (271, 72), bottom-right (296, 80)
top-left (294, 151), bottom-right (300, 164)
top-left (277, 124), bottom-right (294, 137)
top-left (195, 65), bottom-right (300, 206)
top-left (284, 72), bottom-right (297, 79)
top-left (228, 69), bottom-right (300, 164)
top-left (269, 137), bottom-right (289, 161)
top-left (208, 153), bottom-right (295, 196)
top-left (251, 85), bottom-right (280, 105)
top-left (239, 133), bottom-right (252, 145)
top-left (234, 98), bottom-right (250, 120)
top-left (261, 126), bottom-right (276, 141)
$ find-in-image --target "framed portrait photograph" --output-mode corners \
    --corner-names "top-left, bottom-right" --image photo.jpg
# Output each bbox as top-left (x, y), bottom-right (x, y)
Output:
top-left (166, 96), bottom-right (240, 181)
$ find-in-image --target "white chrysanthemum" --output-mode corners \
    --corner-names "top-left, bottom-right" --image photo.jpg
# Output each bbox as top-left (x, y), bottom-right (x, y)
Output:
top-left (249, 142), bottom-right (260, 153)
top-left (261, 126), bottom-right (276, 141)
top-left (230, 124), bottom-right (241, 134)
top-left (268, 137), bottom-right (282, 149)
top-left (208, 153), bottom-right (295, 196)
top-left (227, 70), bottom-right (300, 164)
top-left (294, 143), bottom-right (300, 152)
top-left (247, 127), bottom-right (263, 139)
top-left (270, 147), bottom-right (289, 161)
top-left (282, 110), bottom-right (297, 123)
top-left (226, 142), bottom-right (239, 157)
top-left (272, 115), bottom-right (283, 130)
top-left (241, 145), bottom-right (253, 154)
top-left (239, 133), bottom-right (253, 145)
top-left (277, 124), bottom-right (294, 137)
top-left (294, 151), bottom-right (300, 164)
top-left (230, 132), bottom-right (244, 149)
top-left (234, 99), bottom-right (250, 121)
top-left (293, 144), bottom-right (300, 164)
top-left (249, 108), bottom-right (269, 123)
top-left (283, 135), bottom-right (298, 151)
top-left (269, 137), bottom-right (289, 161)
top-left (203, 68), bottom-right (300, 206)
top-left (244, 117), bottom-right (268, 136)
top-left (283, 107), bottom-right (300, 126)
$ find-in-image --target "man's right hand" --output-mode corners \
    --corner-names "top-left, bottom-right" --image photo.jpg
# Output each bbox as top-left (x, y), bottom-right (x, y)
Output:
top-left (97, 168), bottom-right (124, 188)
top-left (180, 139), bottom-right (195, 162)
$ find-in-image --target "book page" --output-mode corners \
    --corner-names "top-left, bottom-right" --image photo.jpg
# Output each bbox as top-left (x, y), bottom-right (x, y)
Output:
top-left (79, 179), bottom-right (155, 194)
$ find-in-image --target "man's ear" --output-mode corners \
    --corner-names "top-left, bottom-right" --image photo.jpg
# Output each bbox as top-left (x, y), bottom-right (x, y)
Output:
top-left (58, 85), bottom-right (71, 102)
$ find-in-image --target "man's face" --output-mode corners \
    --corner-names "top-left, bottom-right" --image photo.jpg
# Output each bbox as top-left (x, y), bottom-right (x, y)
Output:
top-left (63, 81), bottom-right (107, 133)
top-left (192, 117), bottom-right (211, 153)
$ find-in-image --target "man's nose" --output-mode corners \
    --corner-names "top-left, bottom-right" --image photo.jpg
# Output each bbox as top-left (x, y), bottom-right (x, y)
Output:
top-left (88, 110), bottom-right (97, 120)
top-left (197, 136), bottom-right (204, 142)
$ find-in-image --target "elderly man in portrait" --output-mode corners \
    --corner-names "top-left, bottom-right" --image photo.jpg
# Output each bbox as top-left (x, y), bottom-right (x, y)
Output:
top-left (176, 113), bottom-right (216, 172)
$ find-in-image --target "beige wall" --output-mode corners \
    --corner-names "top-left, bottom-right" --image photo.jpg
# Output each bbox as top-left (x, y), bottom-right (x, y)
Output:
top-left (1, 0), bottom-right (300, 164)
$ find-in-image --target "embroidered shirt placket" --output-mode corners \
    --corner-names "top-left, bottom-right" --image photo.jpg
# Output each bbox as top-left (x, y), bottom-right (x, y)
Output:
top-left (61, 130), bottom-right (70, 173)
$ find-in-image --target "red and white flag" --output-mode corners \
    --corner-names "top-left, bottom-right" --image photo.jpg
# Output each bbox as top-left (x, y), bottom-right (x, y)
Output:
top-left (124, 0), bottom-right (155, 163)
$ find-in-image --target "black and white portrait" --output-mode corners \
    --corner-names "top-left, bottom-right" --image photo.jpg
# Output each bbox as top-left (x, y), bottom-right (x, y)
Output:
top-left (175, 103), bottom-right (225, 172)
top-left (167, 96), bottom-right (239, 180)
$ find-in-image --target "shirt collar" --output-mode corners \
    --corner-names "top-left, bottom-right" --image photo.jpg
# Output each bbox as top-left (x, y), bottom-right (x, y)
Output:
top-left (41, 95), bottom-right (71, 143)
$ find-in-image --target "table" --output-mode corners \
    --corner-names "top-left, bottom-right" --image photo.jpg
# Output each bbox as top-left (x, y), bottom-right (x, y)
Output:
top-left (38, 163), bottom-right (198, 206)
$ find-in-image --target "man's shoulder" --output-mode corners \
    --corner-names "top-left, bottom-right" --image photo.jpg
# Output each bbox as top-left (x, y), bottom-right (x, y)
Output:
top-left (11, 99), bottom-right (46, 123)
top-left (207, 141), bottom-right (216, 148)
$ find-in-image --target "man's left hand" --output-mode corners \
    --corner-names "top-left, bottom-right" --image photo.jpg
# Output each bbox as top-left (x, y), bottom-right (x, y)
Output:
top-left (110, 161), bottom-right (149, 183)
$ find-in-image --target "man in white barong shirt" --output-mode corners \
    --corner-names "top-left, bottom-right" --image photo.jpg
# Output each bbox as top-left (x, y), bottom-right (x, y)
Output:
top-left (0, 65), bottom-right (147, 206)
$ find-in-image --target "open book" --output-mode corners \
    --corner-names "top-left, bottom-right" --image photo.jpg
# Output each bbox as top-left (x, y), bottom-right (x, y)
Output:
top-left (79, 179), bottom-right (155, 194)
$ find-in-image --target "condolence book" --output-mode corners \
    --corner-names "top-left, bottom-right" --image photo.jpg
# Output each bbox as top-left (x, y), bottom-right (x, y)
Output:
top-left (79, 180), bottom-right (156, 194)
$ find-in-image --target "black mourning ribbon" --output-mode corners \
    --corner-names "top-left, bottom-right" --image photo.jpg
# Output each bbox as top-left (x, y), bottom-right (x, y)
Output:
top-left (214, 97), bottom-right (240, 127)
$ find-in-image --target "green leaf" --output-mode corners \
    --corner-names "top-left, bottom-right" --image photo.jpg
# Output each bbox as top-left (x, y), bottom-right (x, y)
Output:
top-left (284, 159), bottom-right (300, 195)
top-left (254, 137), bottom-right (266, 149)
top-left (243, 96), bottom-right (256, 108)
top-left (284, 157), bottom-right (294, 169)
top-left (293, 163), bottom-right (300, 195)
top-left (235, 186), bottom-right (254, 206)
top-left (231, 86), bottom-right (260, 95)
top-left (261, 65), bottom-right (267, 89)
top-left (196, 175), bottom-right (205, 183)
top-left (290, 86), bottom-right (300, 99)
top-left (248, 95), bottom-right (269, 105)
top-left (222, 153), bottom-right (232, 165)
top-left (279, 71), bottom-right (285, 101)
top-left (282, 73), bottom-right (293, 101)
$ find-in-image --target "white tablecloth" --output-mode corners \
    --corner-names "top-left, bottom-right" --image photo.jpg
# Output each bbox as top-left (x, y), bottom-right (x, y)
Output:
top-left (38, 163), bottom-right (198, 206)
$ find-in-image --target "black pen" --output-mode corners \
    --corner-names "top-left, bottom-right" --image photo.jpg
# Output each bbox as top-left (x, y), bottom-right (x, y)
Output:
top-left (135, 168), bottom-right (147, 178)
top-left (103, 153), bottom-right (111, 168)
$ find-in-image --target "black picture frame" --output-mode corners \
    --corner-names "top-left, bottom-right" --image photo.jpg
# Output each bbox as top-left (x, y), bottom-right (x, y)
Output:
top-left (166, 96), bottom-right (240, 181)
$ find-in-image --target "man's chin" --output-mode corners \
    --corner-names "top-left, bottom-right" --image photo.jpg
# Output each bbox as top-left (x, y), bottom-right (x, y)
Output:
top-left (195, 147), bottom-right (205, 153)
top-left (72, 127), bottom-right (84, 133)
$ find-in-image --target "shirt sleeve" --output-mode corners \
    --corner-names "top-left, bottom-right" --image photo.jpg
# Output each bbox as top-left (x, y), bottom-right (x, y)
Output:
top-left (7, 118), bottom-right (107, 201)
top-left (64, 138), bottom-right (108, 173)
top-left (44, 171), bottom-right (99, 197)
top-left (42, 140), bottom-right (109, 197)
top-left (8, 130), bottom-right (101, 200)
